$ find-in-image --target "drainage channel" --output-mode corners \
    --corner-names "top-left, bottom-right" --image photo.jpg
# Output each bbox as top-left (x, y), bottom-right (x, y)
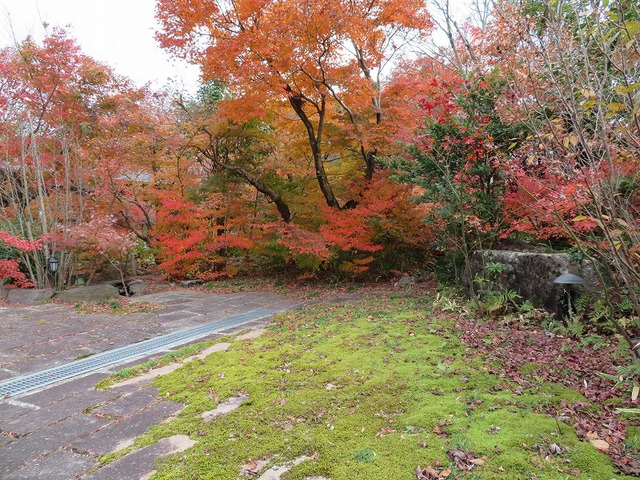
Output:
top-left (0, 308), bottom-right (276, 399)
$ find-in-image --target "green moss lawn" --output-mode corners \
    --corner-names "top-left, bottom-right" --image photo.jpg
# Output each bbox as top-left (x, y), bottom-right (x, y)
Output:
top-left (119, 295), bottom-right (633, 479)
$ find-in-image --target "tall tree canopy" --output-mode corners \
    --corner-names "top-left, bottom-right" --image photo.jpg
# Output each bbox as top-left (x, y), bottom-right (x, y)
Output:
top-left (156, 0), bottom-right (431, 208)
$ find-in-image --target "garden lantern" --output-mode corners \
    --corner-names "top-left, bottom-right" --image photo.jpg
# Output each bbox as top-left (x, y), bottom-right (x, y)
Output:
top-left (554, 273), bottom-right (585, 321)
top-left (47, 255), bottom-right (59, 274)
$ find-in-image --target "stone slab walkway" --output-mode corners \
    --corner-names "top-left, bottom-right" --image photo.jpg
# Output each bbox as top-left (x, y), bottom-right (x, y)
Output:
top-left (0, 288), bottom-right (302, 479)
top-left (0, 290), bottom-right (296, 379)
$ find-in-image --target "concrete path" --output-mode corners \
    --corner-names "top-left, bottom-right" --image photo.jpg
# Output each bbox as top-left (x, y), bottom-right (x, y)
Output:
top-left (0, 288), bottom-right (302, 479)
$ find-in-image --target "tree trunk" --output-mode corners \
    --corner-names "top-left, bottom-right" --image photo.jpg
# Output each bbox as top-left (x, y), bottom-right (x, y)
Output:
top-left (362, 146), bottom-right (377, 181)
top-left (286, 88), bottom-right (341, 209)
top-left (215, 161), bottom-right (292, 223)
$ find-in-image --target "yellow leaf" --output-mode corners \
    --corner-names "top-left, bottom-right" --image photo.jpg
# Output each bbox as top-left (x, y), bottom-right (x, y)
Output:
top-left (561, 135), bottom-right (579, 147)
top-left (624, 21), bottom-right (640, 38)
top-left (579, 89), bottom-right (596, 99)
top-left (607, 102), bottom-right (626, 112)
top-left (616, 218), bottom-right (630, 228)
top-left (632, 384), bottom-right (639, 401)
top-left (572, 215), bottom-right (589, 222)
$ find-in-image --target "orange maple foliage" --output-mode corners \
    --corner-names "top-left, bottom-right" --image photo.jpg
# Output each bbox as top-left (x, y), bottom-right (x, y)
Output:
top-left (156, 0), bottom-right (431, 207)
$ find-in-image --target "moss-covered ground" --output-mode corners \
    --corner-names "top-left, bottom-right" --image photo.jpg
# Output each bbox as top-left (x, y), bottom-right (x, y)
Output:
top-left (121, 294), bottom-right (634, 479)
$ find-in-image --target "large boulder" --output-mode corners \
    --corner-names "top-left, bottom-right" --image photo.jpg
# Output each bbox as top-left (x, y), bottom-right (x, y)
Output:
top-left (467, 250), bottom-right (599, 314)
top-left (55, 284), bottom-right (120, 303)
top-left (7, 288), bottom-right (55, 305)
top-left (127, 279), bottom-right (146, 296)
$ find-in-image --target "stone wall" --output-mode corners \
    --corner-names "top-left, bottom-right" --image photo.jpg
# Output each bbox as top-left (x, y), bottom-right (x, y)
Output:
top-left (467, 250), bottom-right (599, 314)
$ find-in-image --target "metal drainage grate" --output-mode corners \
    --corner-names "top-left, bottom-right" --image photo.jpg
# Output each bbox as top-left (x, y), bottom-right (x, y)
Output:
top-left (0, 308), bottom-right (276, 399)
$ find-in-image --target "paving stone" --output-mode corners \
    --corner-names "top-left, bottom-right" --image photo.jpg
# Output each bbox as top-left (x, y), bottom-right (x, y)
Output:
top-left (19, 372), bottom-right (108, 407)
top-left (26, 304), bottom-right (70, 313)
top-left (93, 387), bottom-right (159, 417)
top-left (193, 342), bottom-right (231, 359)
top-left (257, 456), bottom-right (310, 480)
top-left (71, 401), bottom-right (184, 456)
top-left (12, 341), bottom-right (65, 357)
top-left (56, 348), bottom-right (105, 363)
top-left (202, 394), bottom-right (248, 422)
top-left (30, 321), bottom-right (71, 333)
top-left (110, 365), bottom-right (182, 389)
top-left (0, 401), bottom-right (36, 422)
top-left (236, 328), bottom-right (266, 341)
top-left (0, 414), bottom-right (108, 477)
top-left (183, 304), bottom-right (235, 315)
top-left (155, 311), bottom-right (200, 322)
top-left (86, 435), bottom-right (196, 480)
top-left (163, 319), bottom-right (203, 331)
top-left (160, 298), bottom-right (188, 312)
top-left (4, 449), bottom-right (98, 480)
top-left (1, 333), bottom-right (47, 350)
top-left (9, 355), bottom-right (84, 376)
top-left (1, 390), bottom-right (117, 435)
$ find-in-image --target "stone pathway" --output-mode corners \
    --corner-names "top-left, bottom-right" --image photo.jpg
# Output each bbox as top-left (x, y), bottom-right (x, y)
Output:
top-left (0, 288), bottom-right (301, 479)
top-left (0, 290), bottom-right (295, 380)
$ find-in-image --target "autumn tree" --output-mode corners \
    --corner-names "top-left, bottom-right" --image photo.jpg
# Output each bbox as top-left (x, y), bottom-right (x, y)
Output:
top-left (0, 30), bottom-right (152, 287)
top-left (156, 0), bottom-right (431, 209)
top-left (489, 0), bottom-right (640, 355)
top-left (174, 82), bottom-right (293, 223)
top-left (388, 63), bottom-right (525, 292)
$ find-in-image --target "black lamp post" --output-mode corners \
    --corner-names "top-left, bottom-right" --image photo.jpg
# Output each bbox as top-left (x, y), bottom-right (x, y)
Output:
top-left (48, 255), bottom-right (59, 289)
top-left (554, 273), bottom-right (585, 321)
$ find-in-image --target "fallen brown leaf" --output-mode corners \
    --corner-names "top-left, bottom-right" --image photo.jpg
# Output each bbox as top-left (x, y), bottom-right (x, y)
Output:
top-left (590, 439), bottom-right (609, 452)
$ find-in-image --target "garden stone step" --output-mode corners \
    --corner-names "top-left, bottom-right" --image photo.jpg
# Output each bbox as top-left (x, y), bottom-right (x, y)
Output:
top-left (0, 414), bottom-right (109, 477)
top-left (70, 400), bottom-right (184, 456)
top-left (85, 435), bottom-right (197, 480)
top-left (1, 390), bottom-right (118, 435)
top-left (91, 387), bottom-right (160, 418)
top-left (202, 393), bottom-right (248, 422)
top-left (4, 450), bottom-right (97, 480)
